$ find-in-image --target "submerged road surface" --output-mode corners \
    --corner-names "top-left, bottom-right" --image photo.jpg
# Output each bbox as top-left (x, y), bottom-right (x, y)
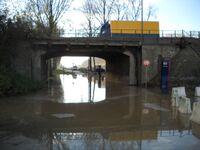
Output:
top-left (0, 74), bottom-right (200, 150)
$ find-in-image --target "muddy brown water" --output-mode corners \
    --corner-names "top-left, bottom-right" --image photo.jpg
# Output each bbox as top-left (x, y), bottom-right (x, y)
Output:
top-left (0, 74), bottom-right (200, 150)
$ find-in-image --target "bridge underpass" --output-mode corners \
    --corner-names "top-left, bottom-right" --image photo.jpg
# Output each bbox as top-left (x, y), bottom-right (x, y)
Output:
top-left (10, 35), bottom-right (200, 87)
top-left (32, 38), bottom-right (142, 85)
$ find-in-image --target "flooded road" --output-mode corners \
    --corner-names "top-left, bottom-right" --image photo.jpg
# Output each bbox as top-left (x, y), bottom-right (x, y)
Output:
top-left (0, 74), bottom-right (200, 150)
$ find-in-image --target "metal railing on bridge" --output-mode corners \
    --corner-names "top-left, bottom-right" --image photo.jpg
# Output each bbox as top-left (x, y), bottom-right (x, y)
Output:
top-left (160, 30), bottom-right (200, 38)
top-left (58, 29), bottom-right (200, 39)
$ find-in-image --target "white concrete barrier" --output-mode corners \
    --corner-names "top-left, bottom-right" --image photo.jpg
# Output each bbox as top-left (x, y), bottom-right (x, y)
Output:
top-left (178, 96), bottom-right (192, 114)
top-left (179, 114), bottom-right (191, 128)
top-left (190, 102), bottom-right (200, 124)
top-left (177, 87), bottom-right (187, 97)
top-left (172, 107), bottom-right (178, 119)
top-left (171, 87), bottom-right (186, 107)
top-left (171, 87), bottom-right (179, 106)
top-left (195, 87), bottom-right (200, 97)
top-left (195, 87), bottom-right (200, 102)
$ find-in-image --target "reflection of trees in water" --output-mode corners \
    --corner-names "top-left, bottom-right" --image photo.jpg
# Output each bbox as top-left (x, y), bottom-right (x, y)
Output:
top-left (88, 74), bottom-right (105, 103)
top-left (47, 76), bottom-right (65, 102)
top-left (83, 133), bottom-right (104, 150)
top-left (51, 132), bottom-right (104, 150)
top-left (0, 129), bottom-right (141, 150)
top-left (48, 132), bottom-right (141, 150)
top-left (40, 133), bottom-right (54, 150)
top-left (109, 140), bottom-right (141, 150)
top-left (53, 133), bottom-right (70, 150)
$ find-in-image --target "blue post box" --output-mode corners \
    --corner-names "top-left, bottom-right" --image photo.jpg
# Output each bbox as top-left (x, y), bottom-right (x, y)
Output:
top-left (161, 59), bottom-right (170, 93)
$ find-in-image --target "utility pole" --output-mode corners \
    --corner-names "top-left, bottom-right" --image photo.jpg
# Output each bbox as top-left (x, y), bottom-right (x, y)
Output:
top-left (141, 0), bottom-right (144, 44)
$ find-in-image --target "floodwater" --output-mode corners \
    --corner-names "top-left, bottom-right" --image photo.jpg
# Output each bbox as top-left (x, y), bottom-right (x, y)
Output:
top-left (0, 74), bottom-right (200, 150)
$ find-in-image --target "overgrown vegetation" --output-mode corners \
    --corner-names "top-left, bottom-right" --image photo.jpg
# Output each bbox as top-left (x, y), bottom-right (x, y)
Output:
top-left (0, 7), bottom-right (39, 97)
top-left (0, 69), bottom-right (41, 96)
top-left (0, 0), bottom-right (73, 97)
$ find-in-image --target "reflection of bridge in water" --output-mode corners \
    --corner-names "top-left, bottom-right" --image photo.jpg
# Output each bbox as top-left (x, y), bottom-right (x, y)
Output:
top-left (32, 92), bottom-right (191, 133)
top-left (38, 97), bottom-right (193, 149)
top-left (0, 92), bottom-right (191, 132)
top-left (0, 86), bottom-right (199, 149)
top-left (39, 97), bottom-right (193, 149)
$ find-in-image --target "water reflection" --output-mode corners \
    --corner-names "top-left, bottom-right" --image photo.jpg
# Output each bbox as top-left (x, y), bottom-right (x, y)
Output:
top-left (60, 74), bottom-right (105, 103)
top-left (50, 130), bottom-right (195, 150)
top-left (1, 75), bottom-right (200, 149)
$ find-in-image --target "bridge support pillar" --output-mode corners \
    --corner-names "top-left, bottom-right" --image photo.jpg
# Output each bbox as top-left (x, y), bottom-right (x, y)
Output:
top-left (124, 51), bottom-right (137, 85)
top-left (106, 53), bottom-right (129, 84)
top-left (31, 51), bottom-right (43, 81)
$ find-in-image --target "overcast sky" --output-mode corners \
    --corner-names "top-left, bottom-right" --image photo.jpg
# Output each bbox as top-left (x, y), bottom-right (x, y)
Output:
top-left (63, 0), bottom-right (200, 31)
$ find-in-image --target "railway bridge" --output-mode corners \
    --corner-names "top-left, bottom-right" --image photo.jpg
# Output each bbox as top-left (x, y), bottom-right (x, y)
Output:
top-left (12, 30), bottom-right (200, 86)
top-left (32, 37), bottom-right (142, 85)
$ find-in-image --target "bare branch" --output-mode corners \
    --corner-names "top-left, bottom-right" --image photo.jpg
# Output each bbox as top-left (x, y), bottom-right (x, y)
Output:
top-left (146, 5), bottom-right (157, 21)
top-left (25, 0), bottom-right (73, 36)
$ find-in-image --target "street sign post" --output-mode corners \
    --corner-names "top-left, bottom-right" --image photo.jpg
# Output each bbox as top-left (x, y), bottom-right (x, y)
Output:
top-left (143, 60), bottom-right (150, 88)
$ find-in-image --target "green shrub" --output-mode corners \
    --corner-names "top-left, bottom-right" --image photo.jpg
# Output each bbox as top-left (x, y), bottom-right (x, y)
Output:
top-left (0, 73), bottom-right (12, 96)
top-left (0, 70), bottom-right (41, 97)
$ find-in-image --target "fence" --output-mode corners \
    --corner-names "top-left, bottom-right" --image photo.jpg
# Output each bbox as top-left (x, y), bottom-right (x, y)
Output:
top-left (57, 29), bottom-right (200, 39)
top-left (160, 30), bottom-right (200, 38)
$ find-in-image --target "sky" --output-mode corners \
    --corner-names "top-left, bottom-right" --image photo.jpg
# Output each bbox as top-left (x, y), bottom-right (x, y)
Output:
top-left (62, 0), bottom-right (200, 31)
top-left (157, 0), bottom-right (200, 31)
top-left (60, 56), bottom-right (88, 68)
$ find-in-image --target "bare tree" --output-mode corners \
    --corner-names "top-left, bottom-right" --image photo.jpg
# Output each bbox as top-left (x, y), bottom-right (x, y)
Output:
top-left (80, 0), bottom-right (116, 37)
top-left (113, 0), bottom-right (129, 20)
top-left (113, 0), bottom-right (156, 21)
top-left (92, 0), bottom-right (116, 25)
top-left (125, 0), bottom-right (157, 21)
top-left (127, 0), bottom-right (141, 20)
top-left (81, 0), bottom-right (99, 37)
top-left (146, 5), bottom-right (157, 21)
top-left (25, 0), bottom-right (73, 36)
top-left (24, 0), bottom-right (73, 77)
